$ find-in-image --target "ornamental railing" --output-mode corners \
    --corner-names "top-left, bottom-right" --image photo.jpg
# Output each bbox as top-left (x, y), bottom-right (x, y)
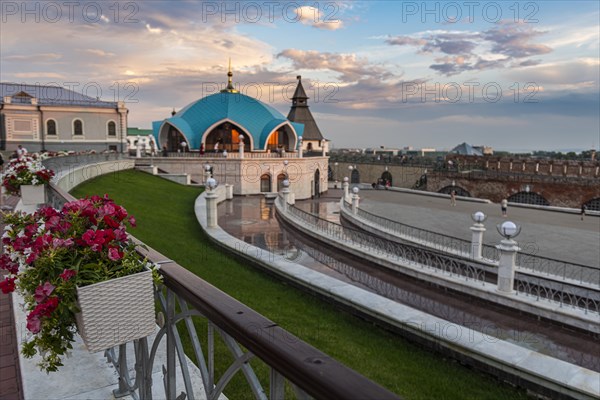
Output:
top-left (346, 200), bottom-right (600, 286)
top-left (45, 183), bottom-right (400, 400)
top-left (164, 151), bottom-right (301, 159)
top-left (281, 198), bottom-right (599, 315)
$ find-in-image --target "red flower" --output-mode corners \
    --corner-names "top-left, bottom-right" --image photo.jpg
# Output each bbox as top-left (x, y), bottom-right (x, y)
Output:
top-left (0, 277), bottom-right (16, 294)
top-left (59, 269), bottom-right (77, 281)
top-left (0, 254), bottom-right (18, 274)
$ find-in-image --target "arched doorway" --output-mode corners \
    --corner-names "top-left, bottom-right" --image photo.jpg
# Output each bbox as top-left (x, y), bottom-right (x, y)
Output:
top-left (351, 169), bottom-right (360, 184)
top-left (439, 186), bottom-right (471, 197)
top-left (381, 170), bottom-right (393, 186)
top-left (508, 192), bottom-right (549, 206)
top-left (314, 169), bottom-right (321, 198)
top-left (265, 125), bottom-right (295, 152)
top-left (260, 174), bottom-right (271, 192)
top-left (167, 127), bottom-right (186, 152)
top-left (276, 173), bottom-right (287, 192)
top-left (204, 121), bottom-right (250, 152)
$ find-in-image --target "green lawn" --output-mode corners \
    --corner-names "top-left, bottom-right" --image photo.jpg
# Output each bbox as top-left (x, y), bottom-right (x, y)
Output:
top-left (71, 169), bottom-right (529, 400)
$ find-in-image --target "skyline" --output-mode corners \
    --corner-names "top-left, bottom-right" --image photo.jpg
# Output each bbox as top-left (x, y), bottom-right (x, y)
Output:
top-left (1, 1), bottom-right (599, 152)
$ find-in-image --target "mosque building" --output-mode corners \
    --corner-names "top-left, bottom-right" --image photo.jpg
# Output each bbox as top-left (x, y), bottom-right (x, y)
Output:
top-left (151, 67), bottom-right (328, 200)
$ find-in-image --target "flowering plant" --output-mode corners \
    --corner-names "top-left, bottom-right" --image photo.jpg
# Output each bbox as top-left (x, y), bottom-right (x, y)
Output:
top-left (1, 156), bottom-right (55, 195)
top-left (0, 195), bottom-right (161, 372)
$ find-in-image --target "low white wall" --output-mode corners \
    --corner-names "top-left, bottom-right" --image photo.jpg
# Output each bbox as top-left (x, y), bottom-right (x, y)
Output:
top-left (53, 159), bottom-right (135, 193)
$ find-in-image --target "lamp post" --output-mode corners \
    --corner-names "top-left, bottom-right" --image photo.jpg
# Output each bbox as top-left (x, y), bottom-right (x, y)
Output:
top-left (238, 134), bottom-right (244, 159)
top-left (298, 136), bottom-right (303, 158)
top-left (470, 211), bottom-right (487, 261)
top-left (334, 162), bottom-right (339, 187)
top-left (351, 186), bottom-right (360, 214)
top-left (204, 163), bottom-right (212, 184)
top-left (281, 179), bottom-right (290, 212)
top-left (342, 177), bottom-right (349, 200)
top-left (495, 221), bottom-right (521, 294)
top-left (205, 177), bottom-right (219, 228)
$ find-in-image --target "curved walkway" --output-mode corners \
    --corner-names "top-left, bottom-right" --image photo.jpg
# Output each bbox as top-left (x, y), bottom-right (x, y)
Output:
top-left (356, 189), bottom-right (599, 267)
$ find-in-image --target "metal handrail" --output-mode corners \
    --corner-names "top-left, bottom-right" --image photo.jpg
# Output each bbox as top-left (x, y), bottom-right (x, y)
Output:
top-left (346, 200), bottom-right (600, 285)
top-left (282, 199), bottom-right (599, 315)
top-left (45, 183), bottom-right (400, 399)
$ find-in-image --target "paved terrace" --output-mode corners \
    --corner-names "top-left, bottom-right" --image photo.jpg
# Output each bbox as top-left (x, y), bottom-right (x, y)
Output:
top-left (354, 189), bottom-right (599, 267)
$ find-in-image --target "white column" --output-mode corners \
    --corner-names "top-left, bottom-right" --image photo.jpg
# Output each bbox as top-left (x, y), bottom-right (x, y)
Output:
top-left (321, 140), bottom-right (326, 156)
top-left (298, 136), bottom-right (303, 158)
top-left (281, 187), bottom-right (290, 212)
top-left (239, 135), bottom-right (245, 159)
top-left (205, 191), bottom-right (218, 228)
top-left (470, 223), bottom-right (485, 260)
top-left (342, 178), bottom-right (349, 201)
top-left (225, 184), bottom-right (233, 200)
top-left (496, 239), bottom-right (520, 294)
top-left (351, 189), bottom-right (360, 214)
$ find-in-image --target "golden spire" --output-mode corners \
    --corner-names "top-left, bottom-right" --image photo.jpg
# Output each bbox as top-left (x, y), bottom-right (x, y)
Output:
top-left (221, 58), bottom-right (238, 93)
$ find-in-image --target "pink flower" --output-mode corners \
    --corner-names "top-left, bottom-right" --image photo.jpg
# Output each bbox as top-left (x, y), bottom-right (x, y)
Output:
top-left (59, 269), bottom-right (77, 281)
top-left (26, 315), bottom-right (41, 333)
top-left (34, 282), bottom-right (55, 303)
top-left (0, 277), bottom-right (16, 294)
top-left (128, 216), bottom-right (136, 227)
top-left (108, 247), bottom-right (123, 261)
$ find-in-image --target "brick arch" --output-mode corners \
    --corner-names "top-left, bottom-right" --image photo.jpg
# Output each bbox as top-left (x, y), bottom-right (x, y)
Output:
top-left (508, 191), bottom-right (550, 206)
top-left (439, 185), bottom-right (471, 197)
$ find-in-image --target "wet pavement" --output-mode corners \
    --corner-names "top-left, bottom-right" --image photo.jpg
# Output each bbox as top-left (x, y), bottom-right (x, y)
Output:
top-left (218, 193), bottom-right (600, 372)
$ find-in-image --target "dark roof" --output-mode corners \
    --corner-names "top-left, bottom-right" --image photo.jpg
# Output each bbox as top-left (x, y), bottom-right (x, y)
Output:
top-left (0, 83), bottom-right (118, 108)
top-left (287, 76), bottom-right (324, 141)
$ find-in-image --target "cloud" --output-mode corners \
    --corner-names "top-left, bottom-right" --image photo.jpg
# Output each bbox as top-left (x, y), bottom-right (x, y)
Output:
top-left (387, 23), bottom-right (552, 76)
top-left (81, 49), bottom-right (116, 57)
top-left (295, 6), bottom-right (343, 30)
top-left (483, 23), bottom-right (552, 58)
top-left (3, 53), bottom-right (62, 62)
top-left (277, 49), bottom-right (392, 82)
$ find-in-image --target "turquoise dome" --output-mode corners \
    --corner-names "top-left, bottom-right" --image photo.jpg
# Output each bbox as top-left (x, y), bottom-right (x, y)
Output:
top-left (153, 91), bottom-right (304, 150)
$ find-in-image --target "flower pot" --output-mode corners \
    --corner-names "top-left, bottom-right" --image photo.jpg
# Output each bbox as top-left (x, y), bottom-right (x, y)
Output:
top-left (75, 268), bottom-right (155, 353)
top-left (20, 184), bottom-right (46, 205)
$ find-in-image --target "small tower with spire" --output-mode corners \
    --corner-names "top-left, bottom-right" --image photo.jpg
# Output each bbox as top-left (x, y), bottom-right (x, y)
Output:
top-left (287, 75), bottom-right (325, 154)
top-left (221, 58), bottom-right (238, 93)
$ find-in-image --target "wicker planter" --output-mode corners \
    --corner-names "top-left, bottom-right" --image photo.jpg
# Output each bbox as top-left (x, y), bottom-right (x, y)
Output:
top-left (20, 184), bottom-right (46, 205)
top-left (75, 268), bottom-right (155, 352)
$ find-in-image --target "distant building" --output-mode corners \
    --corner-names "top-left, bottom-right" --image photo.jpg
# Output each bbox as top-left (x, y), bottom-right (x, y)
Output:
top-left (451, 142), bottom-right (485, 156)
top-left (0, 83), bottom-right (127, 152)
top-left (287, 76), bottom-right (328, 154)
top-left (150, 67), bottom-right (328, 199)
top-left (127, 127), bottom-right (157, 154)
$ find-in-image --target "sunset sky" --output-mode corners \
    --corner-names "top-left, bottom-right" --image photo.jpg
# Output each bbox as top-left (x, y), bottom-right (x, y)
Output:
top-left (1, 1), bottom-right (598, 151)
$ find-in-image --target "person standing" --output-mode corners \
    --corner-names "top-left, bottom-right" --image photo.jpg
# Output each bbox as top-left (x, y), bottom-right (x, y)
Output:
top-left (149, 140), bottom-right (156, 156)
top-left (581, 203), bottom-right (587, 221)
top-left (161, 145), bottom-right (168, 157)
top-left (450, 190), bottom-right (456, 206)
top-left (214, 140), bottom-right (220, 153)
top-left (16, 145), bottom-right (28, 159)
top-left (501, 198), bottom-right (508, 217)
top-left (199, 143), bottom-right (205, 155)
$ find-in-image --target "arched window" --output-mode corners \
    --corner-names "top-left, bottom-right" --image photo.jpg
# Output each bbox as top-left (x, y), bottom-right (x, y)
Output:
top-left (260, 174), bottom-right (271, 192)
top-left (276, 173), bottom-right (287, 192)
top-left (46, 120), bottom-right (56, 135)
top-left (107, 121), bottom-right (116, 136)
top-left (583, 198), bottom-right (600, 212)
top-left (73, 119), bottom-right (83, 135)
top-left (351, 169), bottom-right (360, 184)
